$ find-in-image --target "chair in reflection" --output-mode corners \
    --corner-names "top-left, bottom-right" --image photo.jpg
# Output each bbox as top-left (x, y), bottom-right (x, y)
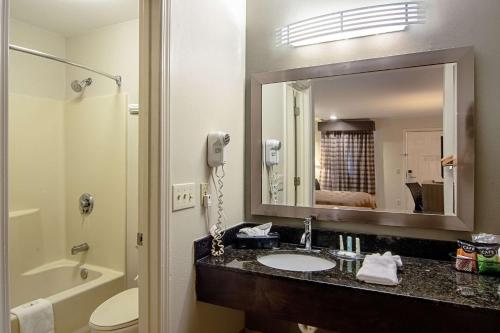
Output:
top-left (405, 182), bottom-right (423, 213)
top-left (422, 181), bottom-right (444, 214)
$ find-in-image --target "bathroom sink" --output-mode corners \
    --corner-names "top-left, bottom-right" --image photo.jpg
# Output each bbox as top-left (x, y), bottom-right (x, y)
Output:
top-left (257, 253), bottom-right (336, 272)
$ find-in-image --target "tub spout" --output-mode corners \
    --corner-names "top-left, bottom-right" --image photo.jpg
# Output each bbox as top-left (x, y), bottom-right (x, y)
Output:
top-left (71, 243), bottom-right (89, 255)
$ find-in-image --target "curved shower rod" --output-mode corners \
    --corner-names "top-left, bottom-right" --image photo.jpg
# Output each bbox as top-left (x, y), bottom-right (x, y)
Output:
top-left (9, 44), bottom-right (122, 87)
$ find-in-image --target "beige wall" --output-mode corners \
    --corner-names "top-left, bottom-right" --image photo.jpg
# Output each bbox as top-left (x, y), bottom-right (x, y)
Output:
top-left (66, 19), bottom-right (139, 285)
top-left (8, 20), bottom-right (67, 274)
top-left (65, 19), bottom-right (139, 104)
top-left (246, 0), bottom-right (500, 240)
top-left (168, 0), bottom-right (246, 332)
top-left (8, 96), bottom-right (66, 273)
top-left (9, 19), bottom-right (66, 100)
top-left (64, 95), bottom-right (127, 272)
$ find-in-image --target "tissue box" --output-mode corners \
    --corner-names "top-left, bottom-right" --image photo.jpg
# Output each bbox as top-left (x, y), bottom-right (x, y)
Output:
top-left (235, 232), bottom-right (280, 249)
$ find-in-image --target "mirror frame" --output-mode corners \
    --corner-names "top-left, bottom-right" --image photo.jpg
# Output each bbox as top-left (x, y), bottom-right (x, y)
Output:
top-left (250, 47), bottom-right (474, 231)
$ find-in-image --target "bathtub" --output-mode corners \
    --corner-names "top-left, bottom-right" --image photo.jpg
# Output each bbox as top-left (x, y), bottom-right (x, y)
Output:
top-left (10, 259), bottom-right (125, 333)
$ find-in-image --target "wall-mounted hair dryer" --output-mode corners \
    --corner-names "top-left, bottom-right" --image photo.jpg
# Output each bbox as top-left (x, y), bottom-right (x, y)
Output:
top-left (207, 132), bottom-right (230, 167)
top-left (265, 139), bottom-right (281, 167)
top-left (206, 131), bottom-right (230, 257)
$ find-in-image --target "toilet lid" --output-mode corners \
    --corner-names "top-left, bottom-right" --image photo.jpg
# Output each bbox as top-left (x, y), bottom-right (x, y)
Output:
top-left (89, 288), bottom-right (138, 330)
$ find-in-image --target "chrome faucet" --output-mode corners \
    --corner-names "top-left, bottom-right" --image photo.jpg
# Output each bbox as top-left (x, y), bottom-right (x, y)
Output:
top-left (71, 243), bottom-right (89, 255)
top-left (299, 216), bottom-right (314, 251)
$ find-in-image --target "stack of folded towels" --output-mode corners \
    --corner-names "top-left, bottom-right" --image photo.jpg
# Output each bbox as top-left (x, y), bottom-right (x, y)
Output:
top-left (356, 251), bottom-right (403, 286)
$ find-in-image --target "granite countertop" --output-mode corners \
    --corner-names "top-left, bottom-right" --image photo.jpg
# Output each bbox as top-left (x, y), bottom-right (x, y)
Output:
top-left (196, 244), bottom-right (500, 312)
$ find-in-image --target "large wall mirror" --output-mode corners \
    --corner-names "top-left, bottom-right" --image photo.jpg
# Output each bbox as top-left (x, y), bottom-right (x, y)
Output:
top-left (250, 47), bottom-right (474, 231)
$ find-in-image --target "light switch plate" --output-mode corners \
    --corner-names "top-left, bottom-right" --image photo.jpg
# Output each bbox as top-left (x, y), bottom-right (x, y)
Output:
top-left (172, 183), bottom-right (195, 211)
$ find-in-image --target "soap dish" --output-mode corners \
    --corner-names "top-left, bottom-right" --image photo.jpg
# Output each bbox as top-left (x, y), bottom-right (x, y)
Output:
top-left (330, 249), bottom-right (364, 261)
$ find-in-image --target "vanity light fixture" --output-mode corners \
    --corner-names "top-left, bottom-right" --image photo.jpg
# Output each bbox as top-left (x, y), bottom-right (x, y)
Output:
top-left (276, 2), bottom-right (424, 47)
top-left (329, 115), bottom-right (338, 120)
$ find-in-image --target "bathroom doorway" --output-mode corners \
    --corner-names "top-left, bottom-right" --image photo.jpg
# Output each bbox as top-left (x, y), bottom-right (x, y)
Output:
top-left (0, 0), bottom-right (169, 332)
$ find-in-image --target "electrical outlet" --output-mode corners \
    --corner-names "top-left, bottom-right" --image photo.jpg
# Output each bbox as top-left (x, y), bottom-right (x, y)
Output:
top-left (200, 183), bottom-right (209, 205)
top-left (172, 183), bottom-right (195, 211)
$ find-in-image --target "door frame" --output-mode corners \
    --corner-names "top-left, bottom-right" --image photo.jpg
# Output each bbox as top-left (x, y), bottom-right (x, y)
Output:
top-left (0, 0), bottom-right (9, 332)
top-left (0, 0), bottom-right (170, 331)
top-left (138, 0), bottom-right (170, 332)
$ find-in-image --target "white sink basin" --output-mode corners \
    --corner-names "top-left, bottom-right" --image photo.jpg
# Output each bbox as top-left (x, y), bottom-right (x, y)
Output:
top-left (257, 253), bottom-right (336, 272)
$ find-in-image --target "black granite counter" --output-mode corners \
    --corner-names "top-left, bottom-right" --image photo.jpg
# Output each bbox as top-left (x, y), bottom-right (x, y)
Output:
top-left (197, 244), bottom-right (500, 312)
top-left (196, 239), bottom-right (500, 332)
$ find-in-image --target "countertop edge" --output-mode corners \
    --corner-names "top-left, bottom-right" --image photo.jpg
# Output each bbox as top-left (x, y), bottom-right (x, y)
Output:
top-left (195, 255), bottom-right (500, 314)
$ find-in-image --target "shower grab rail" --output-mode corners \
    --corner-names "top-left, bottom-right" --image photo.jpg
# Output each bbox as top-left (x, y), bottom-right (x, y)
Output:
top-left (9, 44), bottom-right (122, 87)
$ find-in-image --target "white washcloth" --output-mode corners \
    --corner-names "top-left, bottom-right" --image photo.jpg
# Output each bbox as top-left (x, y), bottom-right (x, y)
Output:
top-left (239, 222), bottom-right (272, 237)
top-left (11, 299), bottom-right (54, 333)
top-left (356, 251), bottom-right (403, 286)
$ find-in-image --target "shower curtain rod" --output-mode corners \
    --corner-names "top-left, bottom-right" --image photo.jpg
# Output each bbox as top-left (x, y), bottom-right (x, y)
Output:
top-left (9, 44), bottom-right (122, 87)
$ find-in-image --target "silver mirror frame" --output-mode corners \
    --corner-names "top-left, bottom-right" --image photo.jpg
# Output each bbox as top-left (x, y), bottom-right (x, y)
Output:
top-left (250, 47), bottom-right (474, 231)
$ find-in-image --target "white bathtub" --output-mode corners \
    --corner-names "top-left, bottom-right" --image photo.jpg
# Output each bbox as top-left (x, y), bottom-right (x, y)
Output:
top-left (10, 259), bottom-right (125, 333)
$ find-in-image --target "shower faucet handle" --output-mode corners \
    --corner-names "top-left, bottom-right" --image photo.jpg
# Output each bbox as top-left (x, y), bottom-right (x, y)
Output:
top-left (79, 193), bottom-right (94, 216)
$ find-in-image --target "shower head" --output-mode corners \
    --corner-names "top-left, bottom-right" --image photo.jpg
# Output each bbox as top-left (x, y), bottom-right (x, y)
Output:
top-left (71, 78), bottom-right (93, 93)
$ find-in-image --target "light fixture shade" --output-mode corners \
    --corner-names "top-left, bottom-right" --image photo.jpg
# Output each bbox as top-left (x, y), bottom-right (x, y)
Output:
top-left (276, 2), bottom-right (425, 47)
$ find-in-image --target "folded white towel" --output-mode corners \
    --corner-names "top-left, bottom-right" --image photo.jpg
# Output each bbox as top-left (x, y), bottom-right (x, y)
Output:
top-left (239, 222), bottom-right (272, 237)
top-left (11, 299), bottom-right (54, 333)
top-left (298, 323), bottom-right (318, 333)
top-left (356, 251), bottom-right (403, 286)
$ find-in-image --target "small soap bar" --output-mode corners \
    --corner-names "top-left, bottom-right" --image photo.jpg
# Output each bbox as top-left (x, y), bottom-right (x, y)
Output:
top-left (347, 236), bottom-right (353, 252)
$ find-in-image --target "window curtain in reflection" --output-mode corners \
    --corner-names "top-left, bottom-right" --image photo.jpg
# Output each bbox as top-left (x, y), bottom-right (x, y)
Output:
top-left (320, 131), bottom-right (375, 194)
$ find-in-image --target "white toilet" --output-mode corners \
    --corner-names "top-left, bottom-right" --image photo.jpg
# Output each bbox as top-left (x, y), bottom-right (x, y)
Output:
top-left (89, 288), bottom-right (139, 333)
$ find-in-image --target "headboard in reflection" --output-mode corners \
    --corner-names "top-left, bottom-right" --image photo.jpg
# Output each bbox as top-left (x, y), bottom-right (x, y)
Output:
top-left (251, 47), bottom-right (474, 231)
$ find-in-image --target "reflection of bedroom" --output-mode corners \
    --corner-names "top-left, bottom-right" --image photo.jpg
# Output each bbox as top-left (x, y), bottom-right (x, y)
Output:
top-left (261, 63), bottom-right (457, 216)
top-left (313, 64), bottom-right (457, 214)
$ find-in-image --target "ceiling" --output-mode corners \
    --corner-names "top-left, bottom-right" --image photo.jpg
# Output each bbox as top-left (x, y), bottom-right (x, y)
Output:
top-left (312, 64), bottom-right (445, 120)
top-left (10, 0), bottom-right (139, 36)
